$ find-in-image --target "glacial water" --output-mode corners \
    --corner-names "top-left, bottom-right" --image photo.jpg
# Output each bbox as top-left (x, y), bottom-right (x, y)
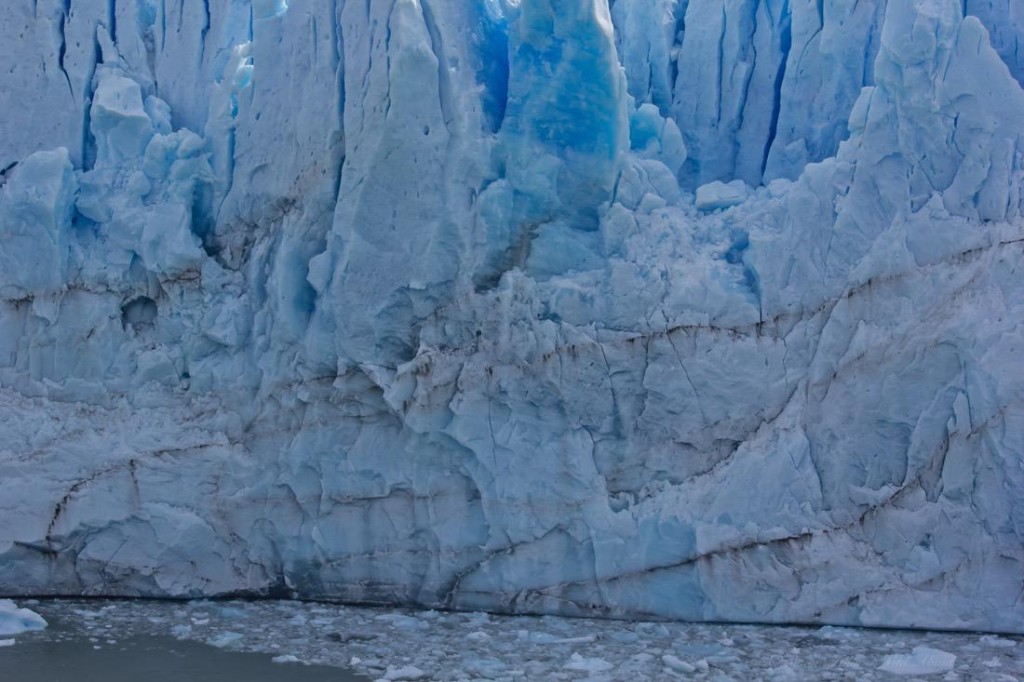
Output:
top-left (0, 609), bottom-right (366, 682)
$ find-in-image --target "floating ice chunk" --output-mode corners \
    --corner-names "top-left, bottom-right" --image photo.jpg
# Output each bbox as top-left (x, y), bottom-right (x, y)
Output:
top-left (662, 654), bottom-right (697, 673)
top-left (674, 643), bottom-right (734, 663)
top-left (695, 180), bottom-right (750, 212)
top-left (817, 626), bottom-right (862, 640)
top-left (374, 613), bottom-right (429, 630)
top-left (272, 654), bottom-right (301, 664)
top-left (980, 635), bottom-right (1016, 649)
top-left (212, 605), bottom-right (249, 620)
top-left (0, 600), bottom-right (47, 637)
top-left (547, 635), bottom-right (598, 645)
top-left (520, 630), bottom-right (575, 644)
top-left (382, 665), bottom-right (427, 680)
top-left (0, 639), bottom-right (14, 647)
top-left (564, 652), bottom-right (614, 672)
top-left (879, 646), bottom-right (957, 676)
top-left (171, 624), bottom-right (193, 638)
top-left (208, 631), bottom-right (243, 648)
top-left (463, 657), bottom-right (507, 677)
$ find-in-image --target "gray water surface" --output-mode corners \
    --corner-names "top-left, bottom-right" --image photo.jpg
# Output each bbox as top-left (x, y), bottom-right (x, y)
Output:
top-left (0, 622), bottom-right (366, 682)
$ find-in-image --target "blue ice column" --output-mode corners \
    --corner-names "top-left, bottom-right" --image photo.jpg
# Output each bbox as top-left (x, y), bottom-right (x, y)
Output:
top-left (475, 0), bottom-right (629, 283)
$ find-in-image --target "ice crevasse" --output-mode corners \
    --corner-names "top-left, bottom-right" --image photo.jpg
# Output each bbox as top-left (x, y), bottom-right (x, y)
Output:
top-left (0, 0), bottom-right (1022, 633)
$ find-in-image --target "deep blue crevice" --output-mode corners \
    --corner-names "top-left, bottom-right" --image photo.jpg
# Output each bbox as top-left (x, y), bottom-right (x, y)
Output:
top-left (57, 2), bottom-right (74, 100)
top-left (159, 0), bottom-right (167, 49)
top-left (199, 0), bottom-right (210, 64)
top-left (81, 29), bottom-right (104, 171)
top-left (474, 7), bottom-right (510, 134)
top-left (293, 278), bottom-right (319, 318)
top-left (760, 0), bottom-right (791, 179)
top-left (724, 232), bottom-right (748, 267)
top-left (107, 0), bottom-right (117, 44)
top-left (669, 0), bottom-right (689, 97)
top-left (191, 180), bottom-right (218, 258)
top-left (714, 6), bottom-right (726, 123)
top-left (724, 231), bottom-right (761, 303)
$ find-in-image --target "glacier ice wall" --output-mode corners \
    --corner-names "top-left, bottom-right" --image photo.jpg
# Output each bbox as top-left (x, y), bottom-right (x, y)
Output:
top-left (0, 0), bottom-right (1022, 633)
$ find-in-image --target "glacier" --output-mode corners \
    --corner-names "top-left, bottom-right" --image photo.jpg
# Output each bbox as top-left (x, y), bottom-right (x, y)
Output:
top-left (0, 0), bottom-right (1022, 634)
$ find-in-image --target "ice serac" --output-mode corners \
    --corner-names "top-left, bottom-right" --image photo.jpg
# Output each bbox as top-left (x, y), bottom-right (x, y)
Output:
top-left (326, 0), bottom-right (463, 365)
top-left (0, 0), bottom-right (1022, 634)
top-left (0, 150), bottom-right (77, 298)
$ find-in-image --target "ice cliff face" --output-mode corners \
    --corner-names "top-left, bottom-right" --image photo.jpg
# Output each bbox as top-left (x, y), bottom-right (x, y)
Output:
top-left (0, 0), bottom-right (1022, 633)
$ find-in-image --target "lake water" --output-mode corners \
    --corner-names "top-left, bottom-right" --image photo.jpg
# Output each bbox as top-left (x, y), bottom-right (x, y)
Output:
top-left (0, 618), bottom-right (366, 682)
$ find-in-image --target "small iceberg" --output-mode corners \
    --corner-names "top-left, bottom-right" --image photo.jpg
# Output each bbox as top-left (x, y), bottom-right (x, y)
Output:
top-left (0, 600), bottom-right (47, 637)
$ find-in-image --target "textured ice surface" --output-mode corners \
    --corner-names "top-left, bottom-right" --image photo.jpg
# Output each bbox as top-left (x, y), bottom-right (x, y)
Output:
top-left (0, 0), bottom-right (1022, 633)
top-left (0, 600), bottom-right (46, 637)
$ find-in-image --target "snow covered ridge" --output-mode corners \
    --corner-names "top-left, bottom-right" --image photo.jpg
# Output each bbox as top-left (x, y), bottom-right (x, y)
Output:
top-left (0, 0), bottom-right (1022, 633)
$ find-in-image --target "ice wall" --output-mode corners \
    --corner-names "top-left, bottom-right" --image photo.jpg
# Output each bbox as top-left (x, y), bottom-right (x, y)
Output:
top-left (0, 0), bottom-right (1022, 633)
